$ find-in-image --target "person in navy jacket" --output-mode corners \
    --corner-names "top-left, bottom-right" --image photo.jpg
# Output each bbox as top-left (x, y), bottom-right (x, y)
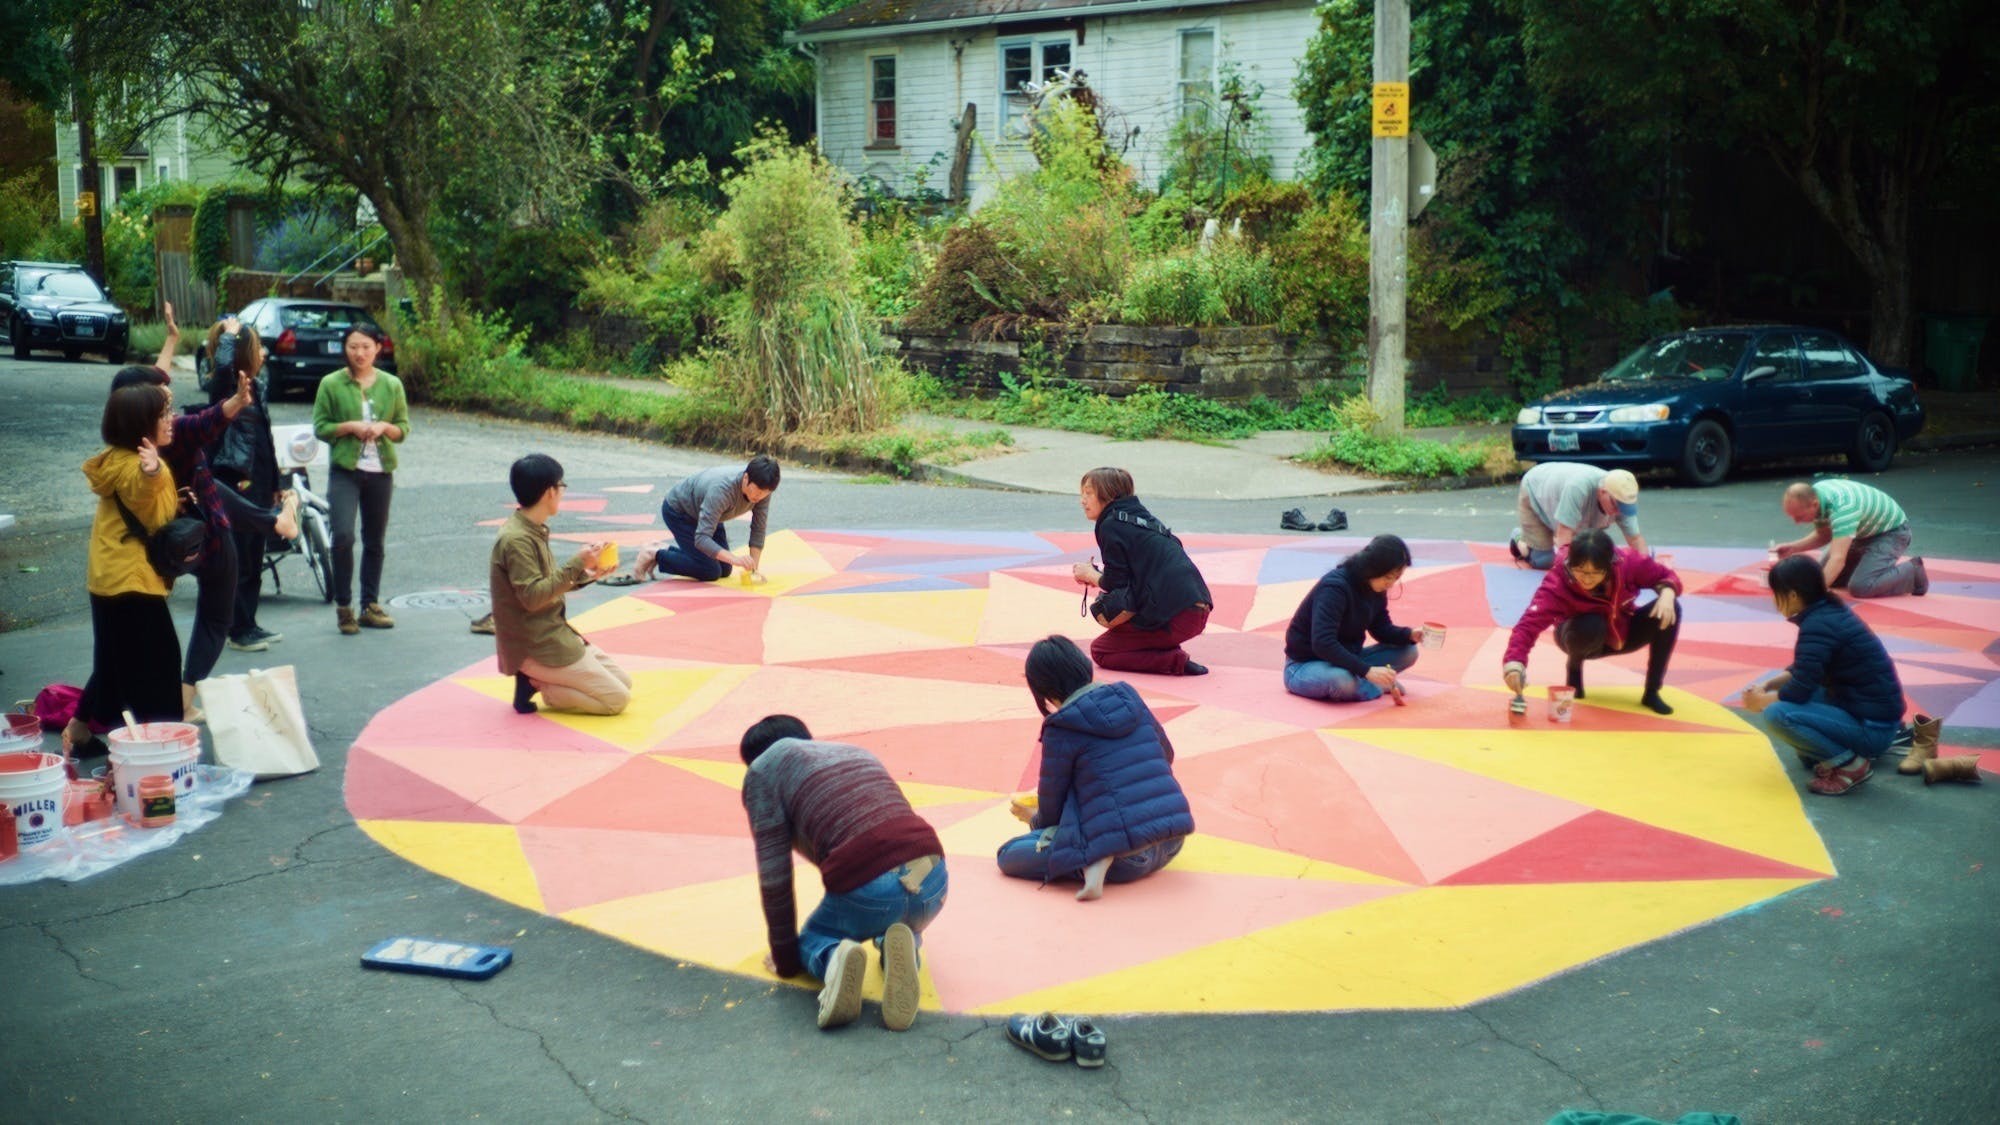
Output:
top-left (1502, 529), bottom-right (1682, 715)
top-left (1283, 534), bottom-right (1423, 703)
top-left (997, 636), bottom-right (1195, 901)
top-left (1742, 556), bottom-right (1906, 796)
top-left (1071, 467), bottom-right (1212, 676)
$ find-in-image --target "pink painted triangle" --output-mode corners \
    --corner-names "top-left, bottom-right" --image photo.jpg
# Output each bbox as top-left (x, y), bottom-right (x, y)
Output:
top-left (819, 716), bottom-right (1048, 793)
top-left (354, 678), bottom-right (634, 754)
top-left (1441, 810), bottom-right (1831, 885)
top-left (1326, 740), bottom-right (1592, 883)
top-left (926, 866), bottom-right (1408, 1011)
top-left (788, 646), bottom-right (1034, 686)
top-left (591, 599), bottom-right (771, 664)
top-left (518, 826), bottom-right (754, 914)
top-left (520, 755), bottom-right (750, 835)
top-left (344, 748), bottom-right (507, 824)
top-left (1206, 584), bottom-right (1260, 632)
top-left (365, 746), bottom-right (628, 823)
top-left (1174, 732), bottom-right (1424, 883)
top-left (1182, 629), bottom-right (1285, 671)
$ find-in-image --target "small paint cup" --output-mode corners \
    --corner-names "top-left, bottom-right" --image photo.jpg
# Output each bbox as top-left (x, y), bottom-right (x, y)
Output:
top-left (597, 543), bottom-right (619, 571)
top-left (1009, 792), bottom-right (1038, 823)
top-left (1547, 685), bottom-right (1576, 723)
top-left (740, 570), bottom-right (768, 586)
top-left (1422, 622), bottom-right (1446, 650)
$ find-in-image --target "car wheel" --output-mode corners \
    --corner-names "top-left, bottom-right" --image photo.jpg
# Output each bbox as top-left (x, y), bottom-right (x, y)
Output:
top-left (1679, 418), bottom-right (1733, 487)
top-left (11, 319), bottom-right (29, 360)
top-left (1847, 411), bottom-right (1896, 473)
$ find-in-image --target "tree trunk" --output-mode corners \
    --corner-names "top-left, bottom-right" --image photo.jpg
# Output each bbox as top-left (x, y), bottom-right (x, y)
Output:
top-left (1791, 149), bottom-right (1916, 368)
top-left (370, 195), bottom-right (439, 319)
top-left (76, 98), bottom-right (107, 289)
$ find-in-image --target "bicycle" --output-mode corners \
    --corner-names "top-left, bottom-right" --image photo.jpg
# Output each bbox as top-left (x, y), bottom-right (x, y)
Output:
top-left (267, 423), bottom-right (335, 603)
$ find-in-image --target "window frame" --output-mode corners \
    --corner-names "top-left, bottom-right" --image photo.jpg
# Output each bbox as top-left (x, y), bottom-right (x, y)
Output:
top-left (1177, 27), bottom-right (1218, 125)
top-left (998, 36), bottom-right (1077, 138)
top-left (866, 53), bottom-right (899, 148)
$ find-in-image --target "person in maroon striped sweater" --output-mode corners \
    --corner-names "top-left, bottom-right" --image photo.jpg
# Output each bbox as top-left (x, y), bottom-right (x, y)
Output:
top-left (740, 715), bottom-right (949, 1032)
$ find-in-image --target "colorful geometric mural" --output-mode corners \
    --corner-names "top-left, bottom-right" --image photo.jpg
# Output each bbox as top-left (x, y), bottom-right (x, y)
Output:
top-left (346, 508), bottom-right (2000, 1014)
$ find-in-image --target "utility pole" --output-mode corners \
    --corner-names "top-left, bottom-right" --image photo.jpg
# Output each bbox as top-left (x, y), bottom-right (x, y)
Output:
top-left (1367, 0), bottom-right (1410, 433)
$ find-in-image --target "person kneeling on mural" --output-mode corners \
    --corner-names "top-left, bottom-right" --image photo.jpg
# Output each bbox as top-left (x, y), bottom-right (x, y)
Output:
top-left (1741, 556), bottom-right (1906, 796)
top-left (997, 636), bottom-right (1194, 901)
top-left (1072, 467), bottom-right (1212, 676)
top-left (740, 715), bottom-right (947, 1032)
top-left (489, 454), bottom-right (630, 716)
top-left (1282, 534), bottom-right (1422, 703)
top-left (1502, 529), bottom-right (1682, 716)
top-left (626, 455), bottom-right (779, 584)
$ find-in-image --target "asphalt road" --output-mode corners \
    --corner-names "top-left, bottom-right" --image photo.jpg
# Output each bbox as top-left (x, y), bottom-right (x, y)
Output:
top-left (1, 355), bottom-right (1996, 1123)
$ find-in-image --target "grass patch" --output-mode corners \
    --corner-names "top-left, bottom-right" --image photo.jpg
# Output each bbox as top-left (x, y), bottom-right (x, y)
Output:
top-left (1299, 395), bottom-right (1518, 480)
top-left (936, 371), bottom-right (1345, 442)
top-left (1404, 384), bottom-right (1521, 428)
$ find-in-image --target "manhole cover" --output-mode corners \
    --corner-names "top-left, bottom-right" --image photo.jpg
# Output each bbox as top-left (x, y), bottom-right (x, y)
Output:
top-left (384, 589), bottom-right (490, 611)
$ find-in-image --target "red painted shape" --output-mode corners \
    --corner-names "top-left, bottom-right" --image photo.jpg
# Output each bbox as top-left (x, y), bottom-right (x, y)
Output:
top-left (1181, 629), bottom-right (1286, 671)
top-left (1205, 584), bottom-right (1260, 632)
top-left (345, 748), bottom-right (507, 824)
top-left (1175, 731), bottom-right (1424, 884)
top-left (820, 717), bottom-right (1048, 793)
top-left (518, 826), bottom-right (757, 914)
top-left (592, 599), bottom-right (772, 664)
top-left (1440, 810), bottom-right (1829, 885)
top-left (520, 756), bottom-right (750, 836)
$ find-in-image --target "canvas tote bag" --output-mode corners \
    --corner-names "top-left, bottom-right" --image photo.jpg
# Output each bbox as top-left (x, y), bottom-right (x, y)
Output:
top-left (198, 665), bottom-right (319, 778)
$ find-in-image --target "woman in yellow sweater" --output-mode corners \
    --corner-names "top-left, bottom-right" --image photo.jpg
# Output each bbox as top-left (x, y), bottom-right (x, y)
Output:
top-left (63, 383), bottom-right (184, 757)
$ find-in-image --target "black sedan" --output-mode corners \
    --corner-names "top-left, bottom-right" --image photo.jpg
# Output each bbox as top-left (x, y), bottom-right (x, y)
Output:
top-left (1511, 326), bottom-right (1926, 486)
top-left (1, 260), bottom-right (131, 362)
top-left (235, 298), bottom-right (395, 396)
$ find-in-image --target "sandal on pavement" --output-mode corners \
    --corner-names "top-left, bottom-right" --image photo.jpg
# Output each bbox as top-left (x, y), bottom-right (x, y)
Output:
top-left (1280, 508), bottom-right (1315, 532)
top-left (1005, 1012), bottom-right (1073, 1062)
top-left (597, 573), bottom-right (644, 587)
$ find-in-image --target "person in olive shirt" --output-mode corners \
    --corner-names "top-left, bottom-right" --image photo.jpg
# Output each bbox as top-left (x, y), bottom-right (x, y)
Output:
top-left (490, 454), bottom-right (628, 715)
top-left (311, 326), bottom-right (410, 635)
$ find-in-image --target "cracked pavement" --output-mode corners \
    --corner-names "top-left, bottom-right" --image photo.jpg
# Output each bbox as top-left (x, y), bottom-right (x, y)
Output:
top-left (3, 357), bottom-right (1998, 1122)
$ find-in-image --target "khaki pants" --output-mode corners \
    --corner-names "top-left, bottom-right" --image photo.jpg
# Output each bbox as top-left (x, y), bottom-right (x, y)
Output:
top-left (520, 644), bottom-right (632, 715)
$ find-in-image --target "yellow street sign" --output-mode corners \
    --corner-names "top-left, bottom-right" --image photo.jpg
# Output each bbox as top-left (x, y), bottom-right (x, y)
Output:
top-left (1372, 82), bottom-right (1410, 138)
top-left (75, 191), bottom-right (98, 217)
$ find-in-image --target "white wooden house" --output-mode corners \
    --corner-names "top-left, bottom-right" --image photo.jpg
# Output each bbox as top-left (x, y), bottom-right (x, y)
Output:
top-left (791, 0), bottom-right (1323, 202)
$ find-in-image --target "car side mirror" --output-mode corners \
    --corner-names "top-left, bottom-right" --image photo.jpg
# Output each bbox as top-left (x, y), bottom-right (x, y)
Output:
top-left (1742, 365), bottom-right (1777, 383)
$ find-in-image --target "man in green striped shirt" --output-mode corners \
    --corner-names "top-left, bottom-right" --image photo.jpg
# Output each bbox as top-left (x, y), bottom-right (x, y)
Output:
top-left (1775, 479), bottom-right (1928, 598)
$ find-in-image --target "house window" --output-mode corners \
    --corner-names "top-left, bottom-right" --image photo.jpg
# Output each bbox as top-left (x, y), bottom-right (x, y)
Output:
top-left (1000, 38), bottom-right (1075, 136)
top-left (110, 165), bottom-right (139, 206)
top-left (868, 56), bottom-right (897, 146)
top-left (1178, 29), bottom-right (1216, 124)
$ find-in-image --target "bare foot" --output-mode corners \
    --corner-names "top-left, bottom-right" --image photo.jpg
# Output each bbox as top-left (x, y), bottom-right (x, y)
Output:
top-left (633, 549), bottom-right (658, 583)
top-left (274, 491), bottom-right (301, 540)
top-left (1075, 857), bottom-right (1112, 902)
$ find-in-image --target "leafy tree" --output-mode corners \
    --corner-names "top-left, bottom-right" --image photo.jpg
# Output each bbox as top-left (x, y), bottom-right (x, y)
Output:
top-left (1510, 0), bottom-right (2000, 366)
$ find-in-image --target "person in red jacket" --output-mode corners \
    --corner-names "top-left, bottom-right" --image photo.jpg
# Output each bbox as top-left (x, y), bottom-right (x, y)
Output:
top-left (1501, 529), bottom-right (1682, 715)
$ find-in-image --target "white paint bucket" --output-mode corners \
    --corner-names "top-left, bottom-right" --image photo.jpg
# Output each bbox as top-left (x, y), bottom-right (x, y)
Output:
top-left (0, 712), bottom-right (40, 752)
top-left (0, 751), bottom-right (70, 847)
top-left (107, 722), bottom-right (202, 821)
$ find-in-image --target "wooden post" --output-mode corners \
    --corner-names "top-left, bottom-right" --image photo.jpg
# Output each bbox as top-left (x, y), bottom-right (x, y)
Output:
top-left (1367, 0), bottom-right (1409, 433)
top-left (948, 103), bottom-right (977, 204)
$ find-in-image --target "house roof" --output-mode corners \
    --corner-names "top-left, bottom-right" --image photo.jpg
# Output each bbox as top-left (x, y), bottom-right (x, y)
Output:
top-left (794, 0), bottom-right (1263, 43)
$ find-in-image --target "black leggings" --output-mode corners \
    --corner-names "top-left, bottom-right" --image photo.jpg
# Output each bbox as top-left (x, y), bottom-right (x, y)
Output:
top-left (329, 466), bottom-right (394, 608)
top-left (1554, 610), bottom-right (1680, 695)
top-left (183, 531), bottom-right (238, 684)
top-left (216, 482), bottom-right (281, 638)
top-left (79, 592), bottom-right (182, 729)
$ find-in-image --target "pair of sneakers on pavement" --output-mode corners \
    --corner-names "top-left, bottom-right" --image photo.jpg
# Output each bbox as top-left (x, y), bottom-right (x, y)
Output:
top-left (226, 625), bottom-right (283, 652)
top-left (1005, 1012), bottom-right (1108, 1068)
top-left (817, 922), bottom-right (922, 1032)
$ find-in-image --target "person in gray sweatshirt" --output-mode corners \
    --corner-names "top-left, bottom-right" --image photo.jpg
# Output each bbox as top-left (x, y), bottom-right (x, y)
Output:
top-left (630, 455), bottom-right (779, 582)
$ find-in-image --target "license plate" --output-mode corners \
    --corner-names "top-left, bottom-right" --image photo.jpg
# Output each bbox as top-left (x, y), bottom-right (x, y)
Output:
top-left (1548, 430), bottom-right (1580, 453)
top-left (325, 341), bottom-right (342, 355)
top-left (75, 323), bottom-right (100, 338)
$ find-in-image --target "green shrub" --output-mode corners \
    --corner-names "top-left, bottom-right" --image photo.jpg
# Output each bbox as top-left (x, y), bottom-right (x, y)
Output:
top-left (976, 100), bottom-right (1137, 318)
top-left (1269, 194), bottom-right (1369, 344)
top-left (1128, 189), bottom-right (1201, 256)
top-left (1219, 180), bottom-right (1312, 242)
top-left (580, 196), bottom-right (723, 356)
top-left (1404, 383), bottom-right (1519, 427)
top-left (855, 209), bottom-right (937, 320)
top-left (1158, 70), bottom-right (1273, 203)
top-left (454, 221), bottom-right (606, 344)
top-left (1120, 241), bottom-right (1278, 327)
top-left (901, 221), bottom-right (1038, 332)
top-left (0, 170), bottom-right (54, 260)
top-left (1300, 395), bottom-right (1501, 477)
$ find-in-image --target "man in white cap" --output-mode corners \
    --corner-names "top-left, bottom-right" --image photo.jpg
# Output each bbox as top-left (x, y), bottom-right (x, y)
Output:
top-left (1775, 478), bottom-right (1927, 598)
top-left (1510, 463), bottom-right (1648, 569)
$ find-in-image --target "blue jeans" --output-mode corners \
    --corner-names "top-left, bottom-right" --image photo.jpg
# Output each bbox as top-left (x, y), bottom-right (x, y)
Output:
top-left (995, 831), bottom-right (1184, 885)
top-left (1283, 644), bottom-right (1420, 702)
top-left (654, 503), bottom-right (731, 581)
top-left (1762, 691), bottom-right (1900, 769)
top-left (798, 857), bottom-right (949, 980)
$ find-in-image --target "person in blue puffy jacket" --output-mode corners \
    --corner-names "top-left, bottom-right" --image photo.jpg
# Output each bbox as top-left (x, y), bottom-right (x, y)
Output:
top-left (996, 636), bottom-right (1196, 901)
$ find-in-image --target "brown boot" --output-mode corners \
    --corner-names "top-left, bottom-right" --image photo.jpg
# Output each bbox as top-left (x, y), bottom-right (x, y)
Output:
top-left (337, 606), bottom-right (360, 635)
top-left (1897, 713), bottom-right (1940, 775)
top-left (358, 603), bottom-right (397, 629)
top-left (1921, 756), bottom-right (1983, 785)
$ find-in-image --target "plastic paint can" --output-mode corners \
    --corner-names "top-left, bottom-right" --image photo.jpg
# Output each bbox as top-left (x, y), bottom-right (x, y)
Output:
top-left (136, 774), bottom-right (177, 828)
top-left (1422, 622), bottom-right (1446, 650)
top-left (1547, 685), bottom-right (1576, 723)
top-left (107, 722), bottom-right (202, 821)
top-left (0, 750), bottom-right (69, 847)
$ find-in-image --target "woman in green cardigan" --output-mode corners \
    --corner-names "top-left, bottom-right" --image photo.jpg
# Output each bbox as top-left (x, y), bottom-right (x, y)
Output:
top-left (311, 325), bottom-right (410, 636)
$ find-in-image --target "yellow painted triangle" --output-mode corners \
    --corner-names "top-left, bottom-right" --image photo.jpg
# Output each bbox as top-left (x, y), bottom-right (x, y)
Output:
top-left (359, 819), bottom-right (545, 913)
top-left (1452, 682), bottom-right (1747, 733)
top-left (801, 587), bottom-right (988, 646)
top-left (970, 878), bottom-right (1817, 1015)
top-left (1334, 725), bottom-right (1834, 875)
top-left (934, 803), bottom-right (1035, 859)
top-left (1243, 578), bottom-right (1314, 633)
top-left (458, 665), bottom-right (757, 752)
top-left (760, 599), bottom-right (967, 663)
top-left (976, 572), bottom-right (1093, 645)
top-left (650, 754), bottom-right (746, 791)
top-left (567, 872), bottom-right (804, 968)
top-left (898, 779), bottom-right (1004, 807)
top-left (1170, 833), bottom-right (1407, 886)
top-left (566, 595), bottom-right (674, 634)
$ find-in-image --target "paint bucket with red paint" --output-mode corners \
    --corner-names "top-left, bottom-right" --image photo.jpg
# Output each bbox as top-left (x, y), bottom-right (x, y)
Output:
top-left (107, 722), bottom-right (202, 821)
top-left (0, 751), bottom-right (70, 847)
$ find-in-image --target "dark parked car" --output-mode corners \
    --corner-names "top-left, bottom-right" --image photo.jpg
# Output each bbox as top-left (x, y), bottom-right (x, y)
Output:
top-left (1512, 326), bottom-right (1926, 486)
top-left (231, 298), bottom-right (395, 396)
top-left (1, 260), bottom-right (130, 362)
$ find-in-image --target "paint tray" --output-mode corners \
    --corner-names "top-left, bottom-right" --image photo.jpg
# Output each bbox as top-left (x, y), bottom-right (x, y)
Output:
top-left (362, 937), bottom-right (513, 980)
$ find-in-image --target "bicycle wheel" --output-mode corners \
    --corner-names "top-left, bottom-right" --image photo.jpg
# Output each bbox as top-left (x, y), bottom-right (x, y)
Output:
top-left (302, 508), bottom-right (334, 603)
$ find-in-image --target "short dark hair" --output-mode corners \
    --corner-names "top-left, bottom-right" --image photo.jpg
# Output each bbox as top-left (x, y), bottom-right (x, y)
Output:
top-left (1564, 529), bottom-right (1617, 574)
top-left (110, 364), bottom-right (167, 392)
top-left (101, 384), bottom-right (169, 449)
top-left (509, 453), bottom-right (564, 507)
top-left (744, 454), bottom-right (781, 491)
top-left (740, 714), bottom-right (811, 765)
top-left (342, 324), bottom-right (384, 348)
top-left (1079, 467), bottom-right (1134, 505)
top-left (1024, 635), bottom-right (1094, 716)
top-left (1769, 555), bottom-right (1835, 609)
top-left (1337, 534), bottom-right (1412, 584)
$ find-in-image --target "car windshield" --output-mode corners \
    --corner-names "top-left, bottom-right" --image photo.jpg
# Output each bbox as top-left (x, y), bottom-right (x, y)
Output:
top-left (278, 305), bottom-right (376, 332)
top-left (29, 271), bottom-right (107, 300)
top-left (1601, 332), bottom-right (1751, 384)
